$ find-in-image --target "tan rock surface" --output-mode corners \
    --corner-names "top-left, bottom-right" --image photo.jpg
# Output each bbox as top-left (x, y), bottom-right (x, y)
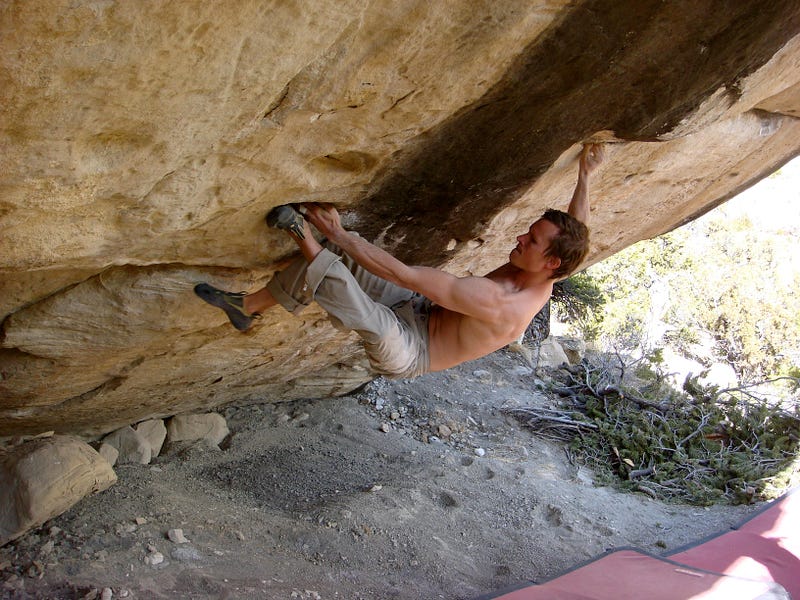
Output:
top-left (166, 413), bottom-right (229, 447)
top-left (102, 425), bottom-right (151, 465)
top-left (2, 1), bottom-right (800, 437)
top-left (134, 419), bottom-right (167, 459)
top-left (0, 435), bottom-right (117, 545)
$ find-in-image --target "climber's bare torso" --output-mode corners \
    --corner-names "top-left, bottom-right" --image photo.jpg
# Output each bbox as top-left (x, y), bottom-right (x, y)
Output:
top-left (428, 268), bottom-right (553, 371)
top-left (426, 223), bottom-right (561, 372)
top-left (295, 207), bottom-right (563, 373)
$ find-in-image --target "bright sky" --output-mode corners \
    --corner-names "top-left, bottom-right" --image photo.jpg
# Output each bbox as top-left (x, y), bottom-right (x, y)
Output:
top-left (690, 154), bottom-right (800, 285)
top-left (715, 155), bottom-right (800, 232)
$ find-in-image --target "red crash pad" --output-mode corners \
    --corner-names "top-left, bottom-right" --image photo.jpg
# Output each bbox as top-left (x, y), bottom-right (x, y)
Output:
top-left (483, 488), bottom-right (798, 600)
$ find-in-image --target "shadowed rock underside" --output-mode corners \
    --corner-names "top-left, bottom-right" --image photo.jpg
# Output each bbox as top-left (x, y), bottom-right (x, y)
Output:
top-left (2, 0), bottom-right (800, 437)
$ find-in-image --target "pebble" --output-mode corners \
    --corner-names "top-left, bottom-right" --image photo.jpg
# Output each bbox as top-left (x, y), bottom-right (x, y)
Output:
top-left (379, 423), bottom-right (391, 433)
top-left (116, 523), bottom-right (137, 535)
top-left (291, 591), bottom-right (321, 599)
top-left (474, 447), bottom-right (486, 457)
top-left (509, 365), bottom-right (533, 376)
top-left (168, 528), bottom-right (189, 544)
top-left (472, 369), bottom-right (492, 382)
top-left (101, 588), bottom-right (113, 600)
top-left (144, 551), bottom-right (164, 566)
top-left (291, 412), bottom-right (310, 425)
top-left (171, 546), bottom-right (203, 562)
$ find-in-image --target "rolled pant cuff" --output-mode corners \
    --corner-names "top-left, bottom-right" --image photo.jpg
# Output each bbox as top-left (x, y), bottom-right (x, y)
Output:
top-left (306, 248), bottom-right (343, 295)
top-left (265, 276), bottom-right (307, 315)
top-left (265, 247), bottom-right (344, 315)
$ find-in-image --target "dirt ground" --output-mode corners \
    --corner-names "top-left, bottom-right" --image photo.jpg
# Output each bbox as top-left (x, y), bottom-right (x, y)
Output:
top-left (1, 346), bottom-right (760, 600)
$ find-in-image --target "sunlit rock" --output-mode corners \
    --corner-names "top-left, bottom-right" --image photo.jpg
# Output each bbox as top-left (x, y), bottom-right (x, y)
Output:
top-left (2, 1), bottom-right (800, 437)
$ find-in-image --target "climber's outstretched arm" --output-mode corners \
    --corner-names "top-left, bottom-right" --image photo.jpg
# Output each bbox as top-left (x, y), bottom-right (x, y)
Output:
top-left (568, 143), bottom-right (604, 225)
top-left (301, 203), bottom-right (513, 323)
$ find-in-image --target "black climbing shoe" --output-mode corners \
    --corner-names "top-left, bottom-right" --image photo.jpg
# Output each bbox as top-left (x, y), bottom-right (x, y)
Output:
top-left (194, 283), bottom-right (258, 331)
top-left (266, 204), bottom-right (305, 239)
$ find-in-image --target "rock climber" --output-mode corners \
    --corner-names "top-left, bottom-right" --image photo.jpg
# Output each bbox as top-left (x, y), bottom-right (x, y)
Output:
top-left (195, 143), bottom-right (604, 379)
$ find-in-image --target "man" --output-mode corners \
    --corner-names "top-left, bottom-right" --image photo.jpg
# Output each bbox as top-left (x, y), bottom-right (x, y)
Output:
top-left (195, 143), bottom-right (603, 379)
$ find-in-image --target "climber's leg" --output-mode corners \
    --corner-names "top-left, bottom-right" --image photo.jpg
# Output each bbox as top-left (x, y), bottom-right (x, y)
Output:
top-left (193, 284), bottom-right (262, 332)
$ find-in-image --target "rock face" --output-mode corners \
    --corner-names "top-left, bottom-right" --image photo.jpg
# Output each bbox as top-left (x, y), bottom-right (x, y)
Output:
top-left (2, 1), bottom-right (800, 437)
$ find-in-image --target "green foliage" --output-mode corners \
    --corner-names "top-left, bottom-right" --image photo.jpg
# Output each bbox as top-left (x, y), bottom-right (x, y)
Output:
top-left (540, 356), bottom-right (800, 505)
top-left (568, 229), bottom-right (694, 352)
top-left (573, 210), bottom-right (800, 383)
top-left (534, 187), bottom-right (800, 504)
top-left (551, 274), bottom-right (606, 340)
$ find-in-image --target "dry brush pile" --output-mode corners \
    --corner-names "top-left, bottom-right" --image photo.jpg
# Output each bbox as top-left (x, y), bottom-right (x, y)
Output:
top-left (506, 354), bottom-right (800, 505)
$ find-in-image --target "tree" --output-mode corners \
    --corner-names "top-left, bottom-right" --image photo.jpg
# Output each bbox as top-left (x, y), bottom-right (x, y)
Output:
top-left (574, 211), bottom-right (799, 384)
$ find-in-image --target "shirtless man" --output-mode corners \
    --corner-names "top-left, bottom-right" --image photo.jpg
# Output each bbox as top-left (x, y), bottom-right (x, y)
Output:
top-left (195, 143), bottom-right (603, 379)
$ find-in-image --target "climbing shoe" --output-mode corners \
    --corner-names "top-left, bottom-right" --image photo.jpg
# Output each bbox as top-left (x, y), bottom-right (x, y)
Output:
top-left (266, 204), bottom-right (305, 239)
top-left (194, 283), bottom-right (258, 332)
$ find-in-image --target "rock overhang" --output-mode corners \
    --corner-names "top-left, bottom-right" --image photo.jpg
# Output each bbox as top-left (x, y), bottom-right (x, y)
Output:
top-left (2, 0), bottom-right (800, 437)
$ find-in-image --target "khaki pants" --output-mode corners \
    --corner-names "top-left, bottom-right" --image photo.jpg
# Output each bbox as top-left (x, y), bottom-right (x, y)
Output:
top-left (266, 235), bottom-right (431, 379)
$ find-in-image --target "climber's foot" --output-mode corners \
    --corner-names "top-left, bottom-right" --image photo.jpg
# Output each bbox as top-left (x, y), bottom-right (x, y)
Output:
top-left (194, 283), bottom-right (259, 332)
top-left (266, 204), bottom-right (306, 239)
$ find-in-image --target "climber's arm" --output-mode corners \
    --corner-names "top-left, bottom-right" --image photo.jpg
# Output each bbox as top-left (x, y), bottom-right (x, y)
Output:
top-left (568, 143), bottom-right (604, 225)
top-left (302, 203), bottom-right (510, 323)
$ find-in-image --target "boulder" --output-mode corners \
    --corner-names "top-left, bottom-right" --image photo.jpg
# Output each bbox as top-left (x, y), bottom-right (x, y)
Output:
top-left (167, 414), bottom-right (229, 448)
top-left (102, 426), bottom-right (151, 465)
top-left (135, 419), bottom-right (168, 459)
top-left (538, 338), bottom-right (571, 370)
top-left (556, 337), bottom-right (587, 365)
top-left (0, 436), bottom-right (117, 546)
top-left (97, 442), bottom-right (119, 467)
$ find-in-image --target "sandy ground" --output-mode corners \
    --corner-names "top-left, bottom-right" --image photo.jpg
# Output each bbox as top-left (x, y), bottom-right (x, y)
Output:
top-left (1, 347), bottom-right (760, 600)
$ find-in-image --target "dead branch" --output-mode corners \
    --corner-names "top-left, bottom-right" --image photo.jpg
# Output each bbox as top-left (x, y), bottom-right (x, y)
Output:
top-left (628, 466), bottom-right (655, 480)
